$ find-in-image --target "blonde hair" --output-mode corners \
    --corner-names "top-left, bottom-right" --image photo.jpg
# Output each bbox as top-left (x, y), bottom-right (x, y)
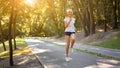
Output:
top-left (66, 9), bottom-right (73, 14)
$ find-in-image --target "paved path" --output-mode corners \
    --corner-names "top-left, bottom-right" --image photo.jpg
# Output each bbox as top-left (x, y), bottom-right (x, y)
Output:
top-left (25, 38), bottom-right (120, 68)
top-left (38, 38), bottom-right (120, 59)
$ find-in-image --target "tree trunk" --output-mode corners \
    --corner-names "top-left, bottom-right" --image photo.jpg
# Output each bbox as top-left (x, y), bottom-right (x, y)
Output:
top-left (73, 0), bottom-right (86, 36)
top-left (13, 13), bottom-right (17, 50)
top-left (9, 11), bottom-right (14, 66)
top-left (88, 0), bottom-right (95, 35)
top-left (103, 1), bottom-right (107, 32)
top-left (8, 0), bottom-right (14, 66)
top-left (118, 0), bottom-right (120, 23)
top-left (73, 0), bottom-right (91, 37)
top-left (0, 19), bottom-right (6, 51)
top-left (104, 20), bottom-right (107, 32)
top-left (113, 0), bottom-right (118, 29)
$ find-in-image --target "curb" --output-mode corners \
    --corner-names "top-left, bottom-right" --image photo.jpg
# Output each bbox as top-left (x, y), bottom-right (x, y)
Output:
top-left (28, 46), bottom-right (46, 68)
top-left (33, 53), bottom-right (47, 68)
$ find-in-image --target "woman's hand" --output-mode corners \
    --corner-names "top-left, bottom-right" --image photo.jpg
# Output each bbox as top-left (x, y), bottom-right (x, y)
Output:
top-left (69, 18), bottom-right (72, 23)
top-left (64, 18), bottom-right (72, 28)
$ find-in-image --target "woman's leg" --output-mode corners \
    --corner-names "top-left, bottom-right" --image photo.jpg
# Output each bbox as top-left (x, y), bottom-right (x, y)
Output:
top-left (65, 35), bottom-right (70, 57)
top-left (70, 34), bottom-right (75, 48)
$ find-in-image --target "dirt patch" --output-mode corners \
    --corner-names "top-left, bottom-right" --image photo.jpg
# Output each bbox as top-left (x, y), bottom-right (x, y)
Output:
top-left (0, 51), bottom-right (44, 68)
top-left (77, 32), bottom-right (118, 44)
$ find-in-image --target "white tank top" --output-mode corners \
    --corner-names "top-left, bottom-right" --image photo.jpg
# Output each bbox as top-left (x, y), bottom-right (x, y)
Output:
top-left (64, 17), bottom-right (75, 32)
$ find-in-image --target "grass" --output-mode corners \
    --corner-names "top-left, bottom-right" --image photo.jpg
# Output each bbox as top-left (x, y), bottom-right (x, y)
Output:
top-left (0, 38), bottom-right (31, 59)
top-left (75, 49), bottom-right (120, 61)
top-left (92, 32), bottom-right (120, 50)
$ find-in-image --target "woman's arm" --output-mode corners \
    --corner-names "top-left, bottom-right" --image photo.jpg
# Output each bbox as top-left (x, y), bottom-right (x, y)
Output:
top-left (64, 19), bottom-right (72, 28)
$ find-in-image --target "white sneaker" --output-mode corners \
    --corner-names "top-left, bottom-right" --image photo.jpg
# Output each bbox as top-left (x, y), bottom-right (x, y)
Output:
top-left (65, 57), bottom-right (72, 62)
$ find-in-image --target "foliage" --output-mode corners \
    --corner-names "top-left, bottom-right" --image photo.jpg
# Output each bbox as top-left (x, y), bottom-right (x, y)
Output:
top-left (0, 0), bottom-right (120, 39)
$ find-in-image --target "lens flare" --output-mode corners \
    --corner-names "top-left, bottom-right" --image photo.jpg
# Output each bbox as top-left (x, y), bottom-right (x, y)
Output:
top-left (24, 0), bottom-right (35, 6)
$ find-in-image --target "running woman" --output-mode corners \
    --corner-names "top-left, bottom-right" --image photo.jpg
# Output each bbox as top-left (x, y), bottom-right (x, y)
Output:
top-left (64, 9), bottom-right (76, 61)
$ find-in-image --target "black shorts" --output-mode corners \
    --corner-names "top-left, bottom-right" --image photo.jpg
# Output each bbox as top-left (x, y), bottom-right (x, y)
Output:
top-left (65, 32), bottom-right (75, 36)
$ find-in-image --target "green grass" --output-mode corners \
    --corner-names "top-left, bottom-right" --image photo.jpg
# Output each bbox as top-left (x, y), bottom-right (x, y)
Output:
top-left (0, 38), bottom-right (30, 59)
top-left (75, 49), bottom-right (120, 61)
top-left (92, 32), bottom-right (120, 50)
top-left (0, 38), bottom-right (27, 49)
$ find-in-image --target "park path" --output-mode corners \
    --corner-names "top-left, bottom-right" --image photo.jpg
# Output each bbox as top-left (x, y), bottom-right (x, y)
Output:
top-left (25, 38), bottom-right (120, 68)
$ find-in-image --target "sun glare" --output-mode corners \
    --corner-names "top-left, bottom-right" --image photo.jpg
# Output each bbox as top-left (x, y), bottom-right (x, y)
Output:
top-left (24, 0), bottom-right (35, 6)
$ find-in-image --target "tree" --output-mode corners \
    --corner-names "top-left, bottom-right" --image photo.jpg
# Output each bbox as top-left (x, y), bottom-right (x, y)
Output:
top-left (0, 18), bottom-right (6, 51)
top-left (113, 0), bottom-right (118, 29)
top-left (103, 0), bottom-right (108, 32)
top-left (88, 0), bottom-right (95, 35)
top-left (13, 13), bottom-right (17, 50)
top-left (118, 0), bottom-right (120, 23)
top-left (73, 0), bottom-right (95, 36)
top-left (8, 0), bottom-right (15, 66)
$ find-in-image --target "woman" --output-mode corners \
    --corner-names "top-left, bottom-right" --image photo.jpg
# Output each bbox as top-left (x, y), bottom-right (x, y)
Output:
top-left (64, 9), bottom-right (76, 61)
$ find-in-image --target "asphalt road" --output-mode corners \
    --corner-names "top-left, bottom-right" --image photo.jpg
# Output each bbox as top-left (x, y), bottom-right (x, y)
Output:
top-left (25, 38), bottom-right (120, 68)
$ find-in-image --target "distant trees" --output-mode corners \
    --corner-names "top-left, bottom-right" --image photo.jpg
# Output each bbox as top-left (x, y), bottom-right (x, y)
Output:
top-left (1, 0), bottom-right (119, 39)
top-left (73, 0), bottom-right (95, 36)
top-left (73, 0), bottom-right (120, 36)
